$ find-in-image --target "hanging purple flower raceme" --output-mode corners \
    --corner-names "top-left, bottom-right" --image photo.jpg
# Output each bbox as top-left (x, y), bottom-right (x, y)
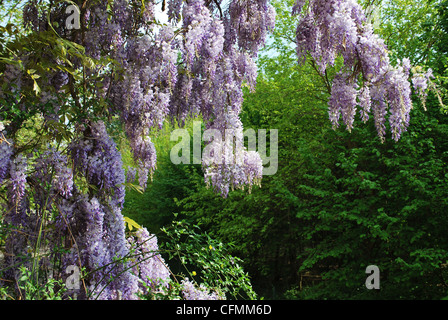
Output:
top-left (127, 227), bottom-right (171, 295)
top-left (9, 155), bottom-right (28, 205)
top-left (82, 197), bottom-right (109, 298)
top-left (358, 85), bottom-right (371, 123)
top-left (292, 0), bottom-right (415, 142)
top-left (383, 62), bottom-right (413, 141)
top-left (3, 219), bottom-right (32, 283)
top-left (170, 0), bottom-right (269, 196)
top-left (411, 66), bottom-right (434, 110)
top-left (126, 166), bottom-right (137, 184)
top-left (58, 193), bottom-right (139, 300)
top-left (70, 121), bottom-right (126, 207)
top-left (182, 0), bottom-right (213, 70)
top-left (227, 0), bottom-right (276, 56)
top-left (3, 157), bottom-right (38, 288)
top-left (0, 139), bottom-right (13, 185)
top-left (109, 23), bottom-right (178, 189)
top-left (85, 198), bottom-right (140, 300)
top-left (33, 149), bottom-right (74, 208)
top-left (202, 111), bottom-right (263, 197)
top-left (167, 0), bottom-right (183, 23)
top-left (181, 278), bottom-right (223, 300)
top-left (328, 72), bottom-right (358, 132)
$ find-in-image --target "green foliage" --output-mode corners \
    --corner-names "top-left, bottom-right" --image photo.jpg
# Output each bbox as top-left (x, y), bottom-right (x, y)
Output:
top-left (0, 266), bottom-right (69, 300)
top-left (158, 220), bottom-right (257, 300)
top-left (368, 0), bottom-right (441, 65)
top-left (289, 103), bottom-right (448, 299)
top-left (122, 118), bottom-right (204, 232)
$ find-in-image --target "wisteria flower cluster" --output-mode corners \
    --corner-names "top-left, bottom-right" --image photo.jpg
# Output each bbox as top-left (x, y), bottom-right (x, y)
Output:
top-left (410, 66), bottom-right (435, 110)
top-left (127, 227), bottom-right (171, 295)
top-left (292, 0), bottom-right (426, 142)
top-left (0, 139), bottom-right (13, 185)
top-left (181, 278), bottom-right (223, 300)
top-left (168, 0), bottom-right (273, 196)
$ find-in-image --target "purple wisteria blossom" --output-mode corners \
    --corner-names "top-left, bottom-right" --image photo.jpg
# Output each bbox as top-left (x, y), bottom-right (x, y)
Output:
top-left (292, 0), bottom-right (416, 142)
top-left (9, 155), bottom-right (27, 204)
top-left (181, 278), bottom-right (223, 300)
top-left (127, 227), bottom-right (171, 295)
top-left (0, 140), bottom-right (13, 185)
